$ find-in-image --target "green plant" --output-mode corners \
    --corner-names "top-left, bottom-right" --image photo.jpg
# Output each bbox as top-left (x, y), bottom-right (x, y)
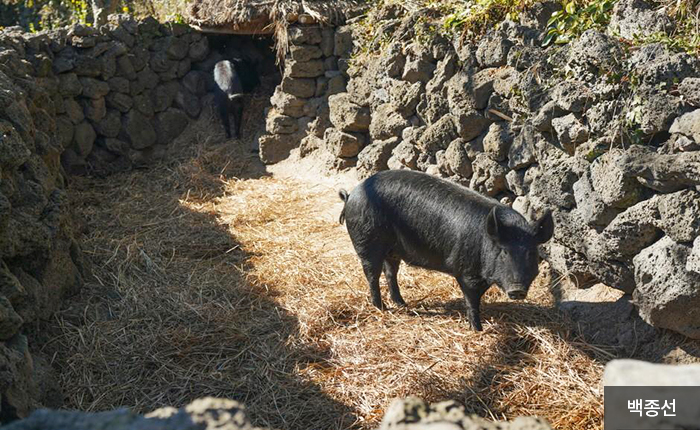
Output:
top-left (443, 0), bottom-right (531, 39)
top-left (542, 0), bottom-right (617, 46)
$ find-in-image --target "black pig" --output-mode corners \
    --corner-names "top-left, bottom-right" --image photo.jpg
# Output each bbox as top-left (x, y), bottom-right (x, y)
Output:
top-left (339, 170), bottom-right (553, 331)
top-left (213, 59), bottom-right (259, 139)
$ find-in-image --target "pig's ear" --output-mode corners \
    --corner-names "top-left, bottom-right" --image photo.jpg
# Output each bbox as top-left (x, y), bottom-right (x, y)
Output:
top-left (485, 206), bottom-right (505, 245)
top-left (534, 210), bottom-right (554, 244)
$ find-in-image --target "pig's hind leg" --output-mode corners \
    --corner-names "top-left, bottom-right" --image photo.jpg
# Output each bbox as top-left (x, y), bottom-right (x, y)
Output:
top-left (352, 238), bottom-right (389, 311)
top-left (383, 256), bottom-right (406, 307)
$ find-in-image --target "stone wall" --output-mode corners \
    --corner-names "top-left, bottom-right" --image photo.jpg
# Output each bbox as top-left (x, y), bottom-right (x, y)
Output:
top-left (0, 15), bottom-right (285, 421)
top-left (257, 24), bottom-right (347, 164)
top-left (306, 0), bottom-right (700, 339)
top-left (20, 15), bottom-right (214, 174)
top-left (0, 29), bottom-right (87, 421)
top-left (3, 396), bottom-right (553, 430)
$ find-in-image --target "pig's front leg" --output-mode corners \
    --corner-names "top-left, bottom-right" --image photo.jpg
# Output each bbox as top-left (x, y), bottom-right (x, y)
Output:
top-left (457, 276), bottom-right (487, 331)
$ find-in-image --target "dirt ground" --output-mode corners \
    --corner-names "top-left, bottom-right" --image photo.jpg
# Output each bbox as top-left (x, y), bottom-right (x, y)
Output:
top-left (32, 104), bottom-right (698, 430)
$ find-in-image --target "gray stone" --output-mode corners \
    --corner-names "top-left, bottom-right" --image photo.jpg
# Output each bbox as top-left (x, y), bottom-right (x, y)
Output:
top-left (4, 397), bottom-right (262, 430)
top-left (370, 104), bottom-right (410, 141)
top-left (669, 109), bottom-right (700, 144)
top-left (476, 29), bottom-right (513, 68)
top-left (379, 397), bottom-right (553, 430)
top-left (130, 47), bottom-right (150, 72)
top-left (150, 51), bottom-right (176, 74)
top-left (327, 75), bottom-right (346, 96)
top-left (402, 47), bottom-right (436, 84)
top-left (679, 77), bottom-right (700, 107)
top-left (133, 93), bottom-right (155, 118)
top-left (259, 132), bottom-right (304, 164)
top-left (110, 25), bottom-right (135, 47)
top-left (507, 45), bottom-right (544, 71)
top-left (597, 197), bottom-right (663, 258)
top-left (106, 92), bottom-right (133, 113)
top-left (320, 28), bottom-right (334, 57)
top-left (529, 158), bottom-right (584, 210)
top-left (471, 68), bottom-right (497, 110)
top-left (290, 44), bottom-right (323, 62)
top-left (266, 113), bottom-right (299, 135)
top-left (589, 149), bottom-right (642, 208)
top-left (136, 67), bottom-right (160, 91)
top-left (357, 137), bottom-right (400, 178)
top-left (483, 122), bottom-right (511, 161)
top-left (552, 113), bottom-right (588, 154)
top-left (426, 53), bottom-right (457, 94)
top-left (0, 296), bottom-right (23, 340)
top-left (189, 36), bottom-right (209, 62)
top-left (79, 77), bottom-right (110, 100)
top-left (417, 115), bottom-right (457, 153)
top-left (59, 73), bottom-right (82, 97)
top-left (286, 60), bottom-right (324, 78)
top-left (390, 81), bottom-right (422, 117)
top-left (315, 76), bottom-right (328, 97)
top-left (94, 109), bottom-right (121, 138)
top-left (381, 42), bottom-right (406, 78)
top-left (182, 71), bottom-right (207, 97)
top-left (73, 55), bottom-right (102, 77)
top-left (417, 92), bottom-right (449, 125)
top-left (657, 189), bottom-right (700, 243)
top-left (328, 93), bottom-right (370, 132)
top-left (73, 121), bottom-right (96, 156)
top-left (629, 44), bottom-right (700, 87)
top-left (390, 141), bottom-right (420, 170)
top-left (165, 37), bottom-right (189, 60)
top-left (639, 93), bottom-right (682, 136)
top-left (519, 0), bottom-right (562, 29)
top-left (608, 0), bottom-right (674, 39)
top-left (334, 26), bottom-right (354, 57)
top-left (271, 89), bottom-right (307, 118)
top-left (551, 81), bottom-right (593, 113)
top-left (154, 108), bottom-right (188, 145)
top-left (152, 82), bottom-right (179, 113)
top-left (280, 76), bottom-right (316, 98)
top-left (122, 110), bottom-right (156, 149)
top-left (64, 98), bottom-right (84, 124)
top-left (470, 153), bottom-right (507, 196)
top-left (633, 236), bottom-right (700, 339)
top-left (324, 128), bottom-right (364, 158)
top-left (532, 100), bottom-right (565, 132)
top-left (82, 97), bottom-right (106, 122)
top-left (508, 125), bottom-right (538, 169)
top-left (55, 116), bottom-right (74, 149)
top-left (108, 77), bottom-right (130, 94)
top-left (613, 145), bottom-right (700, 192)
top-left (174, 88), bottom-right (200, 119)
top-left (586, 101), bottom-right (623, 137)
top-left (454, 110), bottom-right (490, 142)
top-left (443, 138), bottom-right (473, 178)
top-left (116, 55), bottom-right (137, 80)
top-left (568, 30), bottom-right (623, 71)
top-left (573, 170), bottom-right (619, 226)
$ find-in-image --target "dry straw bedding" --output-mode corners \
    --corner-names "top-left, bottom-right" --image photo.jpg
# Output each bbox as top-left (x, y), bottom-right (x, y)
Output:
top-left (39, 110), bottom-right (611, 430)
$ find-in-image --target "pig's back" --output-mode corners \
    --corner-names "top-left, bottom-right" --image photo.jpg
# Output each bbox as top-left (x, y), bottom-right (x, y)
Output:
top-left (349, 170), bottom-right (502, 271)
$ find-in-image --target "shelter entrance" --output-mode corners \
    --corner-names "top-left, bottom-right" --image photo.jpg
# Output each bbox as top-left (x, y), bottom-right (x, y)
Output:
top-left (196, 34), bottom-right (281, 147)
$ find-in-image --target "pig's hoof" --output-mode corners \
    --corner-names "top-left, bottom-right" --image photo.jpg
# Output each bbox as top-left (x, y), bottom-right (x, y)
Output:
top-left (371, 299), bottom-right (386, 311)
top-left (392, 298), bottom-right (407, 307)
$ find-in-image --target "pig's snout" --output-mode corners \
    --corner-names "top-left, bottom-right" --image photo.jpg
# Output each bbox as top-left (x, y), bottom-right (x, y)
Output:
top-left (507, 288), bottom-right (527, 300)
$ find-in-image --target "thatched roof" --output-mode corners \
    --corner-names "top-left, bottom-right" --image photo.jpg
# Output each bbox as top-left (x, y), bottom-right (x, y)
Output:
top-left (187, 0), bottom-right (365, 34)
